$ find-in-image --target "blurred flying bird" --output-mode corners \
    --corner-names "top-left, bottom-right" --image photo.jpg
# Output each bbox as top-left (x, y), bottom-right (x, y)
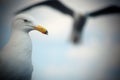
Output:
top-left (0, 14), bottom-right (48, 80)
top-left (16, 0), bottom-right (120, 44)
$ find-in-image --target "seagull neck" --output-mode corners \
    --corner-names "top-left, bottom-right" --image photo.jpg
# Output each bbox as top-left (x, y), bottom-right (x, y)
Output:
top-left (10, 29), bottom-right (30, 43)
top-left (4, 28), bottom-right (32, 59)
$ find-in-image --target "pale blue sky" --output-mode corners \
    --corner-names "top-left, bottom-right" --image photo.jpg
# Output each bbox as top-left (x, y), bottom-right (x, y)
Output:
top-left (0, 0), bottom-right (120, 80)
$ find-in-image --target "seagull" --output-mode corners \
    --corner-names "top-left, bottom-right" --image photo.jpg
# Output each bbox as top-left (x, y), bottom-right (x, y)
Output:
top-left (0, 14), bottom-right (48, 80)
top-left (16, 0), bottom-right (120, 44)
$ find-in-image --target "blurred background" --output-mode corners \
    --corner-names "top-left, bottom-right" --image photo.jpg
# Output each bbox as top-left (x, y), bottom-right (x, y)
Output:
top-left (0, 0), bottom-right (120, 80)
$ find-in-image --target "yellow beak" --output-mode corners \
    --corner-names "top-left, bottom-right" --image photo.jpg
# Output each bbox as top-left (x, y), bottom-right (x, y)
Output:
top-left (34, 25), bottom-right (48, 35)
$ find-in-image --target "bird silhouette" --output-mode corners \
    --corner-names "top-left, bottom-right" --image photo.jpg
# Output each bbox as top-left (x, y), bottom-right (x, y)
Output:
top-left (16, 0), bottom-right (120, 44)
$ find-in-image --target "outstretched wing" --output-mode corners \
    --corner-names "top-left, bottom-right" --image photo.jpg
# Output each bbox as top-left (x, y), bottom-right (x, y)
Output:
top-left (72, 5), bottom-right (120, 43)
top-left (87, 5), bottom-right (120, 17)
top-left (15, 0), bottom-right (74, 17)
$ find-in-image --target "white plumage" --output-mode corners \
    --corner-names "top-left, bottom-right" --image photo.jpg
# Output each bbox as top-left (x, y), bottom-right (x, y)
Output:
top-left (0, 14), bottom-right (48, 80)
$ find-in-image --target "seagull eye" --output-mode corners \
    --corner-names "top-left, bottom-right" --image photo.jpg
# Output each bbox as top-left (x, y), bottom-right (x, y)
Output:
top-left (24, 19), bottom-right (29, 22)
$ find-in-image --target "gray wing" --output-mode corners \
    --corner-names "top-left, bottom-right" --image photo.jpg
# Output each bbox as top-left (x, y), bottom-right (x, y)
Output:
top-left (72, 5), bottom-right (120, 43)
top-left (87, 5), bottom-right (120, 17)
top-left (15, 0), bottom-right (74, 17)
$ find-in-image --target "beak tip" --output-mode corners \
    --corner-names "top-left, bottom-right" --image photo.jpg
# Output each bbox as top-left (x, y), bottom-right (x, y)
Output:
top-left (45, 31), bottom-right (48, 35)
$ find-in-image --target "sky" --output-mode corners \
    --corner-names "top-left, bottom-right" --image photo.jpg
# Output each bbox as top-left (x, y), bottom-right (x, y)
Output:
top-left (0, 0), bottom-right (120, 80)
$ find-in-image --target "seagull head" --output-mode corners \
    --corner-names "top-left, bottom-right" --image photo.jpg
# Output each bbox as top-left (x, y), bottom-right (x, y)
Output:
top-left (13, 14), bottom-right (48, 34)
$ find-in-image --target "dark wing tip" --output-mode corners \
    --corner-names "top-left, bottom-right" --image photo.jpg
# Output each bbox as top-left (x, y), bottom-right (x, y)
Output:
top-left (87, 5), bottom-right (120, 17)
